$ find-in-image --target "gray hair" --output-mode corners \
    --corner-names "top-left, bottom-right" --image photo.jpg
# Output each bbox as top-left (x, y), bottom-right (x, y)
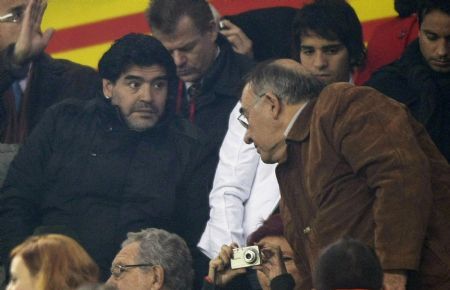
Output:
top-left (245, 60), bottom-right (325, 104)
top-left (122, 228), bottom-right (193, 290)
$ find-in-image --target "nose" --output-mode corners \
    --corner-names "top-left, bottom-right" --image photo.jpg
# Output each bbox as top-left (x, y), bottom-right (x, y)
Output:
top-left (436, 39), bottom-right (449, 57)
top-left (141, 83), bottom-right (153, 102)
top-left (313, 52), bottom-right (328, 70)
top-left (244, 130), bottom-right (253, 144)
top-left (172, 50), bottom-right (187, 67)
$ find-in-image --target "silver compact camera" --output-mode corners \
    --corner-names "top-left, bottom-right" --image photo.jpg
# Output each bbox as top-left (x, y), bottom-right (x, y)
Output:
top-left (230, 245), bottom-right (261, 269)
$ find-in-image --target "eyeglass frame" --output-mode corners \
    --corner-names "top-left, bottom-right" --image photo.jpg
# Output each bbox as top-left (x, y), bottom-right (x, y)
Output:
top-left (110, 263), bottom-right (154, 278)
top-left (237, 92), bottom-right (268, 129)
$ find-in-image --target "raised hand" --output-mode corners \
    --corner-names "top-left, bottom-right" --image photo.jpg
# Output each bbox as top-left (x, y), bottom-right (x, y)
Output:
top-left (13, 0), bottom-right (54, 65)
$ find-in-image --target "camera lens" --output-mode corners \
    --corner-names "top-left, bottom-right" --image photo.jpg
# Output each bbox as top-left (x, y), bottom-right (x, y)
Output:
top-left (244, 249), bottom-right (257, 263)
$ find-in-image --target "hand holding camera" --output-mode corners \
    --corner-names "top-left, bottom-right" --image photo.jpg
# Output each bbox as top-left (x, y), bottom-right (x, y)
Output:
top-left (206, 242), bottom-right (288, 287)
top-left (207, 243), bottom-right (246, 287)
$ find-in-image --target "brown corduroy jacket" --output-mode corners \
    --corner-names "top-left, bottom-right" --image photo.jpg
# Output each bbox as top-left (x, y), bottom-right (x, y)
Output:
top-left (276, 83), bottom-right (450, 289)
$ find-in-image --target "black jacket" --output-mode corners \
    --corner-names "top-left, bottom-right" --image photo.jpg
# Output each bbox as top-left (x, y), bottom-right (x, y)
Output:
top-left (0, 96), bottom-right (215, 278)
top-left (0, 46), bottom-right (101, 186)
top-left (366, 40), bottom-right (450, 162)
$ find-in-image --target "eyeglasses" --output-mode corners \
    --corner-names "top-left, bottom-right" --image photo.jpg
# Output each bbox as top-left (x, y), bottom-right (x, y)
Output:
top-left (238, 112), bottom-right (251, 129)
top-left (0, 11), bottom-right (23, 23)
top-left (237, 92), bottom-right (267, 129)
top-left (110, 263), bottom-right (153, 278)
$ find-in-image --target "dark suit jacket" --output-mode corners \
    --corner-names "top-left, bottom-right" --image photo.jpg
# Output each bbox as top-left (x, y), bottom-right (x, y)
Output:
top-left (0, 45), bottom-right (101, 186)
top-left (0, 44), bottom-right (101, 140)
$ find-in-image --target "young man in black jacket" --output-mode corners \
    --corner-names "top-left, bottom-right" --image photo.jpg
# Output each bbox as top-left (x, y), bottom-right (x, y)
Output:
top-left (366, 0), bottom-right (450, 162)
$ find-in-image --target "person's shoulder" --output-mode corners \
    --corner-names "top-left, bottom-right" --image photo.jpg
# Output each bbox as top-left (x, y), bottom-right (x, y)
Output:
top-left (229, 48), bottom-right (255, 72)
top-left (369, 58), bottom-right (405, 81)
top-left (364, 57), bottom-right (410, 101)
top-left (319, 83), bottom-right (410, 121)
top-left (46, 97), bottom-right (100, 120)
top-left (36, 53), bottom-right (98, 77)
top-left (319, 83), bottom-right (395, 110)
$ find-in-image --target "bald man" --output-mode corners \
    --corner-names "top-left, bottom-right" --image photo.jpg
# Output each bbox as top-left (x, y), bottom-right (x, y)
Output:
top-left (239, 59), bottom-right (450, 290)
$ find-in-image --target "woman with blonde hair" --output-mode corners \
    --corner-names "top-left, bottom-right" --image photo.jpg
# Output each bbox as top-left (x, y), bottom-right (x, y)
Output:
top-left (6, 234), bottom-right (99, 290)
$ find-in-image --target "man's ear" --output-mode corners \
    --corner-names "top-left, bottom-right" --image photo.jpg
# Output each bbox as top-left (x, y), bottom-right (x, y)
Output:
top-left (264, 92), bottom-right (283, 120)
top-left (102, 79), bottom-right (113, 99)
top-left (149, 265), bottom-right (165, 290)
top-left (206, 19), bottom-right (219, 41)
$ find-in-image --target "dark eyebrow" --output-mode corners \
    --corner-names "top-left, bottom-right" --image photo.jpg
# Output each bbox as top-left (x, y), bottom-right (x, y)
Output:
top-left (151, 76), bottom-right (169, 82)
top-left (300, 45), bottom-right (314, 50)
top-left (322, 44), bottom-right (344, 50)
top-left (178, 39), bottom-right (198, 51)
top-left (123, 75), bottom-right (169, 82)
top-left (123, 75), bottom-right (144, 81)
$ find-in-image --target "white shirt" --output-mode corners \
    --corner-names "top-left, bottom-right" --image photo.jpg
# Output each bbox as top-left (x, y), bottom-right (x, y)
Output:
top-left (198, 103), bottom-right (280, 258)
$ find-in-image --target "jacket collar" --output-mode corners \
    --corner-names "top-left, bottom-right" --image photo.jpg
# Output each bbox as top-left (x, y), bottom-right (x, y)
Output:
top-left (285, 98), bottom-right (317, 143)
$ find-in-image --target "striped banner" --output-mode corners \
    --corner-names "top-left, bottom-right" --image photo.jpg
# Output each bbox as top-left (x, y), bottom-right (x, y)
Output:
top-left (43, 0), bottom-right (397, 68)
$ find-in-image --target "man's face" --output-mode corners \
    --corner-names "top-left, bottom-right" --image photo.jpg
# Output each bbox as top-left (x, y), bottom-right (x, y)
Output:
top-left (0, 0), bottom-right (27, 51)
top-left (6, 256), bottom-right (37, 290)
top-left (152, 15), bottom-right (218, 83)
top-left (299, 32), bottom-right (351, 84)
top-left (103, 65), bottom-right (168, 131)
top-left (419, 9), bottom-right (450, 73)
top-left (241, 85), bottom-right (286, 164)
top-left (106, 242), bottom-right (154, 290)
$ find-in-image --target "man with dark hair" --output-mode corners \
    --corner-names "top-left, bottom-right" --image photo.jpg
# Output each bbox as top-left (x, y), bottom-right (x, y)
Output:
top-left (314, 238), bottom-right (383, 290)
top-left (355, 0), bottom-right (419, 84)
top-left (366, 0), bottom-right (450, 162)
top-left (0, 0), bottom-right (100, 185)
top-left (240, 58), bottom-right (450, 290)
top-left (292, 0), bottom-right (366, 84)
top-left (107, 228), bottom-right (193, 290)
top-left (0, 33), bottom-right (214, 281)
